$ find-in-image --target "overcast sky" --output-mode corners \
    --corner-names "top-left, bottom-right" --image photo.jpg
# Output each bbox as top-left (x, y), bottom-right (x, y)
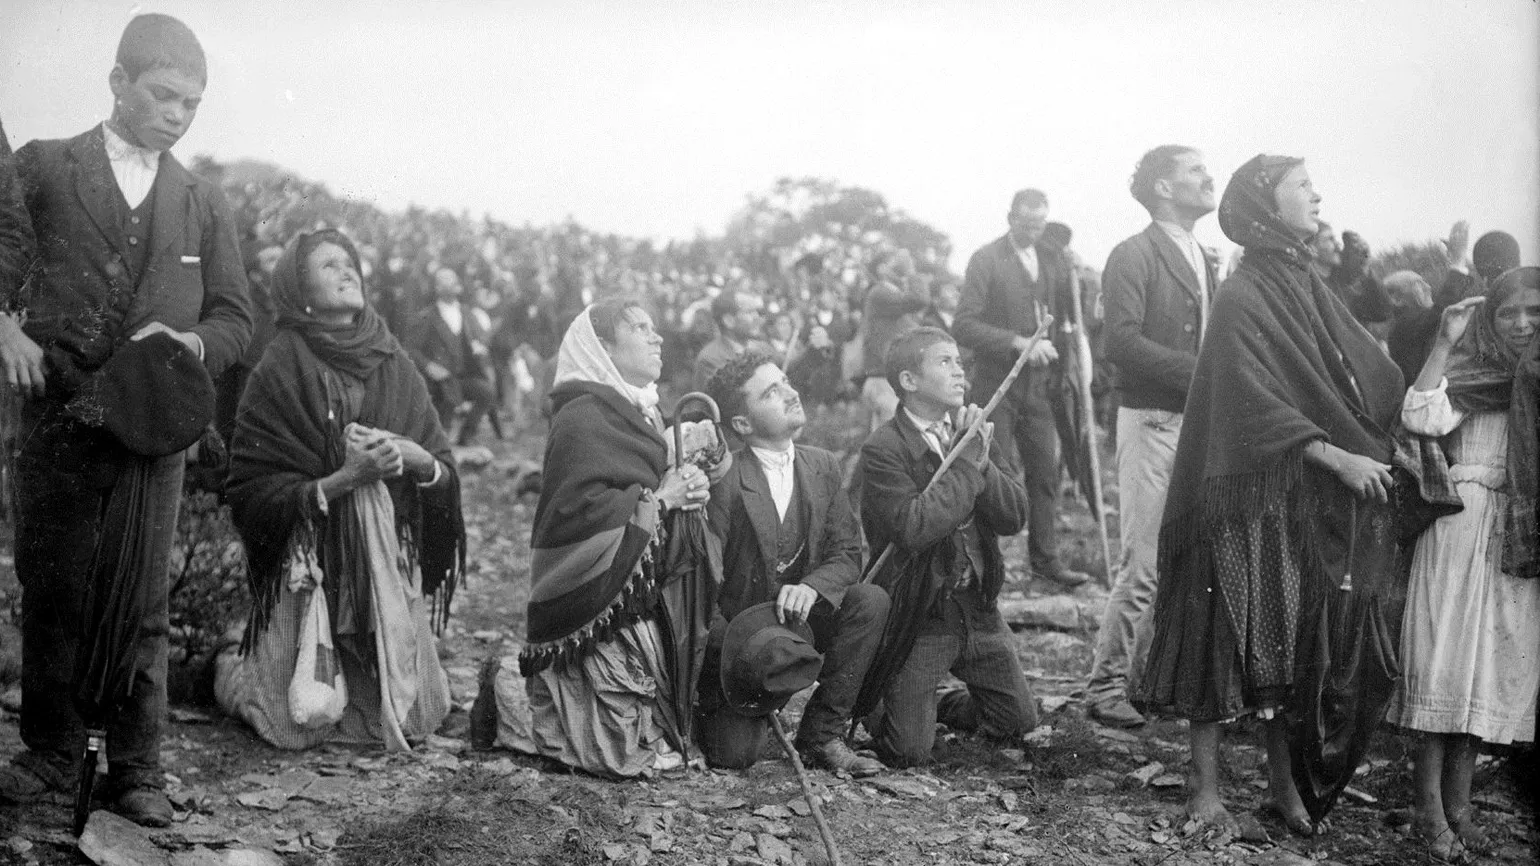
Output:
top-left (3, 0), bottom-right (1536, 270)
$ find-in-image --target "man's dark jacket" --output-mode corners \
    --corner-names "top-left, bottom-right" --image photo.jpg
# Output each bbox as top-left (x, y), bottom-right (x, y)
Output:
top-left (1102, 223), bottom-right (1215, 412)
top-left (953, 234), bottom-right (1073, 404)
top-left (707, 444), bottom-right (862, 621)
top-left (6, 127), bottom-right (251, 391)
top-left (859, 411), bottom-right (1028, 611)
top-left (409, 302), bottom-right (491, 382)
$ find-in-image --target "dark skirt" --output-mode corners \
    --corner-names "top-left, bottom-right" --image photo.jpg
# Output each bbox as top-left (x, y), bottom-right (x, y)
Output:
top-left (1134, 465), bottom-right (1401, 723)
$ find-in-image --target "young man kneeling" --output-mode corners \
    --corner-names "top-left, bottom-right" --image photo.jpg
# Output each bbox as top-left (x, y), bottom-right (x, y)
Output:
top-left (858, 327), bottom-right (1038, 767)
top-left (698, 353), bottom-right (890, 776)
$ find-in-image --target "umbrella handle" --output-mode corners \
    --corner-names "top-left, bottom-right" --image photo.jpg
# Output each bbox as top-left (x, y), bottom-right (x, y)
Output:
top-left (671, 392), bottom-right (722, 470)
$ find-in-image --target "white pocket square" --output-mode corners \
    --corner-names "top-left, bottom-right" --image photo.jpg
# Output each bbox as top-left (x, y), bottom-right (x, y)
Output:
top-left (180, 255), bottom-right (201, 264)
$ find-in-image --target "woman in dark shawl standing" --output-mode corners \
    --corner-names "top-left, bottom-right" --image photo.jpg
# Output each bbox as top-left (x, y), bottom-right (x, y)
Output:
top-left (216, 228), bottom-right (464, 750)
top-left (1134, 156), bottom-right (1409, 835)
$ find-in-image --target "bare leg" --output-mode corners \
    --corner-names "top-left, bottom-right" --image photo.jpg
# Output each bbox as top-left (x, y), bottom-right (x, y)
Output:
top-left (1442, 735), bottom-right (1484, 851)
top-left (1186, 721), bottom-right (1237, 832)
top-left (1264, 718), bottom-right (1315, 836)
top-left (1414, 734), bottom-right (1464, 862)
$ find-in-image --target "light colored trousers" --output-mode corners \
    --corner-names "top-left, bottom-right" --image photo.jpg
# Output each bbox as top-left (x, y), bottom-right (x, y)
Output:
top-left (1085, 406), bottom-right (1182, 707)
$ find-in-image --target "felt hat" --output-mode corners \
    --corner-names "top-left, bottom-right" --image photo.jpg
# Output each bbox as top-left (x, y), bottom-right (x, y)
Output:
top-left (68, 332), bottom-right (213, 457)
top-left (719, 602), bottom-right (823, 717)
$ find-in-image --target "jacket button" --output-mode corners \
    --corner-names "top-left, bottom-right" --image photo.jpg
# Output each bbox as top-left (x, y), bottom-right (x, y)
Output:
top-left (1183, 323), bottom-right (1195, 333)
top-left (128, 237), bottom-right (139, 246)
top-left (105, 262), bottom-right (123, 278)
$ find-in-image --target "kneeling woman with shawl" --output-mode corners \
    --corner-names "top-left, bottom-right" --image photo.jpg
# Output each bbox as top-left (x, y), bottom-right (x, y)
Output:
top-left (519, 297), bottom-right (718, 778)
top-left (217, 229), bottom-right (464, 751)
top-left (1134, 156), bottom-right (1409, 835)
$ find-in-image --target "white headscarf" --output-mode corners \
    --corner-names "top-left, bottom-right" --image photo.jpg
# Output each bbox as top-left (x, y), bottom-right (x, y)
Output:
top-left (553, 305), bottom-right (661, 419)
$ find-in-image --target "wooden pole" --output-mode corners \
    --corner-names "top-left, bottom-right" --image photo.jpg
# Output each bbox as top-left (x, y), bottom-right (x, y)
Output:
top-left (1067, 267), bottom-right (1114, 589)
top-left (768, 711), bottom-right (844, 866)
top-left (859, 315), bottom-right (1054, 584)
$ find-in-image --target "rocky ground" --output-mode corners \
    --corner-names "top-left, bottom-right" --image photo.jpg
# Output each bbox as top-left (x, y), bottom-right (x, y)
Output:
top-left (0, 416), bottom-right (1535, 866)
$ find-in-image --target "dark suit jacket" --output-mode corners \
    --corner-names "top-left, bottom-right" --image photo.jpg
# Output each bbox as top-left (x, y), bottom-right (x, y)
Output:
top-left (953, 234), bottom-right (1073, 405)
top-left (1102, 223), bottom-right (1215, 412)
top-left (858, 410), bottom-right (1028, 608)
top-left (860, 279), bottom-right (930, 377)
top-left (410, 302), bottom-right (491, 382)
top-left (7, 126), bottom-right (250, 388)
top-left (0, 126), bottom-right (33, 300)
top-left (707, 444), bottom-right (862, 620)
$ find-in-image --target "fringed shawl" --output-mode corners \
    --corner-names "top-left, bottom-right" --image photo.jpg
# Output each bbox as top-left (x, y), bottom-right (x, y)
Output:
top-left (1137, 156), bottom-right (1408, 720)
top-left (227, 327), bottom-right (464, 648)
top-left (519, 380), bottom-right (669, 676)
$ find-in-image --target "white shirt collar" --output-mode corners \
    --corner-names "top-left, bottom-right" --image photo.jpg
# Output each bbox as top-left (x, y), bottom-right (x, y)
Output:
top-left (102, 122), bottom-right (161, 170)
top-left (750, 442), bottom-right (795, 473)
top-left (903, 407), bottom-right (952, 456)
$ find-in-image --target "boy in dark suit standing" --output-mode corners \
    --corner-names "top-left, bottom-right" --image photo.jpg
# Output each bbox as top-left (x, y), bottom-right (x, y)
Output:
top-left (857, 327), bottom-right (1037, 767)
top-left (0, 15), bottom-right (251, 826)
top-left (701, 352), bottom-right (890, 776)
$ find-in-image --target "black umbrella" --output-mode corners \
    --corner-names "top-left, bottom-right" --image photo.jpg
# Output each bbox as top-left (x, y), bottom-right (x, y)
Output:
top-left (1285, 500), bottom-right (1402, 825)
top-left (72, 460), bottom-right (157, 835)
top-left (653, 392), bottom-right (723, 758)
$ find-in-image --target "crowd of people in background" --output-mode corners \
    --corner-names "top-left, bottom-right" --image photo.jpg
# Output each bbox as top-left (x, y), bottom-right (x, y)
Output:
top-left (1, 15), bottom-right (1534, 865)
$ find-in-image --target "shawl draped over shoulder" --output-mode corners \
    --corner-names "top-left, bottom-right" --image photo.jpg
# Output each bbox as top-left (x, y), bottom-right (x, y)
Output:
top-left (1442, 265), bottom-right (1540, 579)
top-left (227, 231), bottom-right (464, 646)
top-left (518, 307), bottom-right (670, 676)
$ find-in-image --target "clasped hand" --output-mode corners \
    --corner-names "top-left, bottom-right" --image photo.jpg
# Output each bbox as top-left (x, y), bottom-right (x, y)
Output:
top-left (341, 423), bottom-right (437, 485)
top-left (951, 404), bottom-right (994, 468)
top-left (657, 463), bottom-right (709, 512)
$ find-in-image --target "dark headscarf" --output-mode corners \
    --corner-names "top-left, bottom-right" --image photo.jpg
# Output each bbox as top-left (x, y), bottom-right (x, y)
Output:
top-left (229, 229), bottom-right (463, 643)
top-left (1444, 266), bottom-right (1540, 578)
top-left (270, 228), bottom-right (399, 381)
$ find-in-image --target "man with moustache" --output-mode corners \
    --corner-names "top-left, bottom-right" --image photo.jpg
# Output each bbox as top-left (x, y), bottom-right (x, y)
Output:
top-left (953, 189), bottom-right (1090, 590)
top-left (700, 352), bottom-right (890, 776)
top-left (1083, 146), bottom-right (1217, 729)
top-left (0, 14), bottom-right (251, 825)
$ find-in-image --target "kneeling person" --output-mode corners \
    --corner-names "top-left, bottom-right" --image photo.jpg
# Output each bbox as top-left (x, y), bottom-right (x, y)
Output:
top-left (858, 327), bottom-right (1038, 767)
top-left (701, 353), bottom-right (890, 776)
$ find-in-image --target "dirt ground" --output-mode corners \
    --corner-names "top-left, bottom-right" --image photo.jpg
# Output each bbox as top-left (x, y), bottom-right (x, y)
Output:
top-left (0, 419), bottom-right (1536, 866)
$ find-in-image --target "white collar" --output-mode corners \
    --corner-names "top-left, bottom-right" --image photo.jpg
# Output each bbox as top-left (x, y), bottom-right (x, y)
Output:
top-left (102, 122), bottom-right (161, 170)
top-left (750, 443), bottom-right (795, 472)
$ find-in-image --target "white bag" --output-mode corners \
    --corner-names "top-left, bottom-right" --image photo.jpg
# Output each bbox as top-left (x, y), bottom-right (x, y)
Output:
top-left (289, 588), bottom-right (348, 729)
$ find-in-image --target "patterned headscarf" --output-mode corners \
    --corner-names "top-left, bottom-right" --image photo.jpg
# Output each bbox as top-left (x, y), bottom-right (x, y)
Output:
top-left (1218, 154), bottom-right (1310, 264)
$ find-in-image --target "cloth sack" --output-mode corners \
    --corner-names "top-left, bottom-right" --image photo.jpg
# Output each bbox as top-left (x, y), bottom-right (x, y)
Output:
top-left (288, 587), bottom-right (348, 729)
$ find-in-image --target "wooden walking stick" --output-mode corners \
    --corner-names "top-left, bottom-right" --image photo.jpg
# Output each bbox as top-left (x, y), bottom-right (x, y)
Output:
top-left (768, 711), bottom-right (844, 866)
top-left (1067, 267), bottom-right (1115, 589)
top-left (859, 313), bottom-right (1054, 584)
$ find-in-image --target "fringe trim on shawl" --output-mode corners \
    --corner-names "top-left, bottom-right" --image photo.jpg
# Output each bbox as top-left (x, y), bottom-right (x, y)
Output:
top-left (242, 513), bottom-right (318, 655)
top-left (517, 518), bottom-right (667, 678)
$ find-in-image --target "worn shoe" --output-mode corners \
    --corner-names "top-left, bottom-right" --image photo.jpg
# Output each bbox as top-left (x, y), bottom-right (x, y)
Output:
top-left (0, 750), bottom-right (74, 805)
top-left (112, 786), bottom-right (173, 828)
top-left (800, 738), bottom-right (886, 778)
top-left (1089, 699), bottom-right (1146, 729)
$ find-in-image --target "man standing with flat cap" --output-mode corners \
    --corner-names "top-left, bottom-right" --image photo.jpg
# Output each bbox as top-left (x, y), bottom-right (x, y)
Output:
top-left (0, 14), bottom-right (250, 826)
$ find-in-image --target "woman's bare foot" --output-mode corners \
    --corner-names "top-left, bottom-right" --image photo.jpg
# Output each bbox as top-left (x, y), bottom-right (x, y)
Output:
top-left (1414, 819), bottom-right (1468, 864)
top-left (1186, 792), bottom-right (1239, 835)
top-left (1448, 813), bottom-right (1489, 854)
top-left (1264, 800), bottom-right (1319, 837)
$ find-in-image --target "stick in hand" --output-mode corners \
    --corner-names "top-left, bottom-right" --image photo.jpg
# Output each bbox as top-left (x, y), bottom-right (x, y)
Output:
top-left (860, 313), bottom-right (1054, 584)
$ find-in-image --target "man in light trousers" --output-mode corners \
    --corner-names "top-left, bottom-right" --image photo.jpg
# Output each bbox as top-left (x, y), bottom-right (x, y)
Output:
top-left (1085, 146), bottom-right (1217, 728)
